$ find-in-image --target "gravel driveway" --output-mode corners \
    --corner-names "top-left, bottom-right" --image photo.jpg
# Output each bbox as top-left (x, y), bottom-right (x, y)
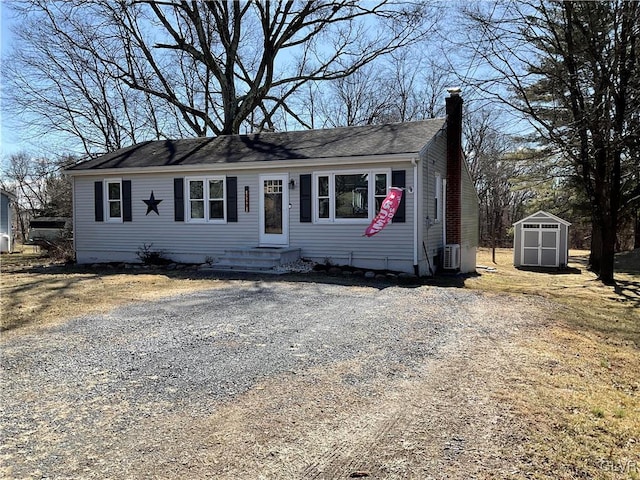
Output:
top-left (1, 280), bottom-right (552, 479)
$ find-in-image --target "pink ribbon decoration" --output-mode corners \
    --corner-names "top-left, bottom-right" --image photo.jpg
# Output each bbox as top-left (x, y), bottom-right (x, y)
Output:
top-left (363, 187), bottom-right (403, 237)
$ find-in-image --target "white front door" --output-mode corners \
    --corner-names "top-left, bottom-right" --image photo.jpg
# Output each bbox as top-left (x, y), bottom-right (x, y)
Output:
top-left (259, 174), bottom-right (289, 246)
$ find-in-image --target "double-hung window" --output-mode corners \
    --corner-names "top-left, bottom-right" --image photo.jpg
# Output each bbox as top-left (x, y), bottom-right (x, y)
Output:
top-left (317, 175), bottom-right (330, 219)
top-left (314, 170), bottom-right (390, 223)
top-left (186, 176), bottom-right (226, 222)
top-left (105, 179), bottom-right (122, 222)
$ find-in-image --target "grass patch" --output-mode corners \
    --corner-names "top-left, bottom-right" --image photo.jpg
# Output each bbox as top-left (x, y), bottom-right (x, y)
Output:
top-left (2, 245), bottom-right (638, 477)
top-left (469, 248), bottom-right (639, 479)
top-left (0, 246), bottom-right (227, 332)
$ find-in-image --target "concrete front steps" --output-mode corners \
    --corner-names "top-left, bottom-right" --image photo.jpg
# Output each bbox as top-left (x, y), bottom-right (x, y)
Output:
top-left (207, 246), bottom-right (301, 273)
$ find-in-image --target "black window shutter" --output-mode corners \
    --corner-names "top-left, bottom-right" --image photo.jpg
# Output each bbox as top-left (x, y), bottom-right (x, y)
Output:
top-left (300, 174), bottom-right (312, 223)
top-left (94, 181), bottom-right (104, 222)
top-left (226, 176), bottom-right (238, 222)
top-left (122, 180), bottom-right (132, 222)
top-left (391, 170), bottom-right (406, 223)
top-left (174, 178), bottom-right (184, 222)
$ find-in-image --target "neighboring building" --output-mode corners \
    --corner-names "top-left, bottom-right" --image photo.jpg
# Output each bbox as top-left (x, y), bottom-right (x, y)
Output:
top-left (1, 189), bottom-right (15, 253)
top-left (27, 217), bottom-right (72, 247)
top-left (66, 91), bottom-right (479, 275)
top-left (513, 211), bottom-right (571, 268)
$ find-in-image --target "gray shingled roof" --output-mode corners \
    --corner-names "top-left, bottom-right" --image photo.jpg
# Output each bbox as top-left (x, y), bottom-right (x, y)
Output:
top-left (68, 119), bottom-right (446, 171)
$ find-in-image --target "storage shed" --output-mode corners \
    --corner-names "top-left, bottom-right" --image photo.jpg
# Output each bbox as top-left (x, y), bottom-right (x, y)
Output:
top-left (513, 211), bottom-right (571, 268)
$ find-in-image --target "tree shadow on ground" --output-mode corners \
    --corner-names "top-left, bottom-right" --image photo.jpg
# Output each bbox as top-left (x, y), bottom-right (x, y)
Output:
top-left (515, 266), bottom-right (583, 275)
top-left (1, 259), bottom-right (480, 333)
top-left (613, 279), bottom-right (640, 308)
top-left (2, 259), bottom-right (472, 294)
top-left (569, 253), bottom-right (590, 267)
top-left (1, 271), bottom-right (102, 332)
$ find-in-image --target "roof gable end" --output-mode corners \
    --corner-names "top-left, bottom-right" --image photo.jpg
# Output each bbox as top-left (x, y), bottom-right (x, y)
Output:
top-left (513, 210), bottom-right (571, 226)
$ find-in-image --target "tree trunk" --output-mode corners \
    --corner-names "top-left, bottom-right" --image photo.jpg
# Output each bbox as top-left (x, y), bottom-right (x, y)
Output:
top-left (589, 219), bottom-right (602, 274)
top-left (16, 211), bottom-right (27, 243)
top-left (599, 214), bottom-right (616, 284)
top-left (635, 208), bottom-right (640, 249)
top-left (591, 203), bottom-right (617, 284)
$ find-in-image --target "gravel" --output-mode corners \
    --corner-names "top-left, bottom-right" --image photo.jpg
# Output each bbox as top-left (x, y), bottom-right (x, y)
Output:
top-left (0, 280), bottom-right (543, 478)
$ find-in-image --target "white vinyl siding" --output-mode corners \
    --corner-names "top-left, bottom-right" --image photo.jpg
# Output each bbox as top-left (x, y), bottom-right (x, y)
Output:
top-left (73, 161), bottom-right (415, 272)
top-left (422, 132), bottom-right (447, 273)
top-left (460, 158), bottom-right (479, 248)
top-left (74, 173), bottom-right (253, 264)
top-left (460, 158), bottom-right (479, 273)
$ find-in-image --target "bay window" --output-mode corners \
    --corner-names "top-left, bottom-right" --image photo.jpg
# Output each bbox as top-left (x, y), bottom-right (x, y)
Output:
top-left (314, 170), bottom-right (390, 223)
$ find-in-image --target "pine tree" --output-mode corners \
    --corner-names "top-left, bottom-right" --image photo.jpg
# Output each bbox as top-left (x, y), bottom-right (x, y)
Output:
top-left (461, 0), bottom-right (639, 284)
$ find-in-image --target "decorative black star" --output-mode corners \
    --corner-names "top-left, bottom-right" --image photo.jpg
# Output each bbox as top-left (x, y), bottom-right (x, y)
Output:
top-left (143, 191), bottom-right (163, 215)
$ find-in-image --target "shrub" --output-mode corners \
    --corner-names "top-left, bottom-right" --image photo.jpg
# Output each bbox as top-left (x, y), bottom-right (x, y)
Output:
top-left (136, 243), bottom-right (171, 266)
top-left (44, 237), bottom-right (75, 263)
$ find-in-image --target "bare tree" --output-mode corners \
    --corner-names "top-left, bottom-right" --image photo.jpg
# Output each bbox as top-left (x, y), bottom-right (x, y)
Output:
top-left (7, 0), bottom-right (440, 155)
top-left (6, 6), bottom-right (173, 156)
top-left (384, 53), bottom-right (452, 121)
top-left (464, 106), bottom-right (531, 260)
top-left (455, 0), bottom-right (640, 284)
top-left (303, 46), bottom-right (453, 128)
top-left (313, 65), bottom-right (393, 127)
top-left (0, 153), bottom-right (72, 240)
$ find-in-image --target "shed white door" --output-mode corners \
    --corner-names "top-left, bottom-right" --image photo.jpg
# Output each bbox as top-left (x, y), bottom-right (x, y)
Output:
top-left (522, 224), bottom-right (559, 267)
top-left (259, 174), bottom-right (289, 246)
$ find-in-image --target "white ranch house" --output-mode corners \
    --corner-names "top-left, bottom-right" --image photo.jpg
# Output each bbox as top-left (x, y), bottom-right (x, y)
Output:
top-left (66, 92), bottom-right (478, 275)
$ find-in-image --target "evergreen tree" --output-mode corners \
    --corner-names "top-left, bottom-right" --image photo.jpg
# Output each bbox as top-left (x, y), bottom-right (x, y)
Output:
top-left (460, 0), bottom-right (640, 284)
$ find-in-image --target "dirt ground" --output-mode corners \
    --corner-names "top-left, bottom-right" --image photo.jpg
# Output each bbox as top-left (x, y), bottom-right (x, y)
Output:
top-left (125, 295), bottom-right (541, 479)
top-left (1, 248), bottom-right (638, 479)
top-left (2, 282), bottom-right (547, 479)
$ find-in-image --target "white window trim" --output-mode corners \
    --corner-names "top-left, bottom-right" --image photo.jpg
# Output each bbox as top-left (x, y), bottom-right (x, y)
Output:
top-left (313, 169), bottom-right (391, 224)
top-left (314, 173), bottom-right (333, 224)
top-left (104, 178), bottom-right (123, 223)
top-left (185, 176), bottom-right (227, 224)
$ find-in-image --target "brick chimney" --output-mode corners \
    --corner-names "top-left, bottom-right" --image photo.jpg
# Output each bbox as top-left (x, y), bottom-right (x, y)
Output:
top-left (445, 88), bottom-right (463, 245)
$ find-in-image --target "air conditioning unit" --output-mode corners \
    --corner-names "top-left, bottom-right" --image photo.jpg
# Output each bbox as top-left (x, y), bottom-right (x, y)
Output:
top-left (443, 244), bottom-right (461, 270)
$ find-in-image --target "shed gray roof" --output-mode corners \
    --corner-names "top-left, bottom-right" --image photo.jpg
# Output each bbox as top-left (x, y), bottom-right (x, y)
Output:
top-left (513, 210), bottom-right (571, 226)
top-left (68, 119), bottom-right (446, 171)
